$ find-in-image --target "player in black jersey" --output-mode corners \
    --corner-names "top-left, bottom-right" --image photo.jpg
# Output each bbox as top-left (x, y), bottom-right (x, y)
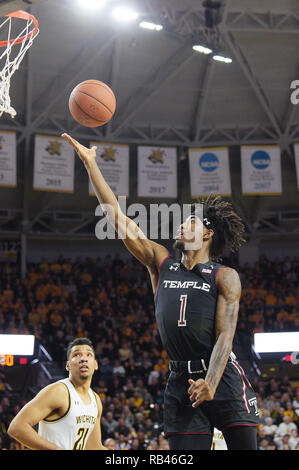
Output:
top-left (62, 134), bottom-right (259, 450)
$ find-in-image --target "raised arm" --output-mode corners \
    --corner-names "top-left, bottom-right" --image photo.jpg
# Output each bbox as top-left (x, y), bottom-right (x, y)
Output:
top-left (61, 133), bottom-right (168, 272)
top-left (188, 267), bottom-right (241, 407)
top-left (7, 383), bottom-right (68, 450)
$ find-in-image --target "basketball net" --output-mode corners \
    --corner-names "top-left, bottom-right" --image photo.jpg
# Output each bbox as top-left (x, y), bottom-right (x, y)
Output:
top-left (0, 10), bottom-right (39, 118)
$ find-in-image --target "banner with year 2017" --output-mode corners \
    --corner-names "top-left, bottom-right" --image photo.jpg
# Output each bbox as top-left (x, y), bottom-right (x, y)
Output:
top-left (188, 147), bottom-right (231, 198)
top-left (0, 131), bottom-right (17, 188)
top-left (89, 142), bottom-right (129, 197)
top-left (137, 146), bottom-right (177, 198)
top-left (241, 145), bottom-right (282, 195)
top-left (293, 143), bottom-right (299, 190)
top-left (33, 134), bottom-right (75, 193)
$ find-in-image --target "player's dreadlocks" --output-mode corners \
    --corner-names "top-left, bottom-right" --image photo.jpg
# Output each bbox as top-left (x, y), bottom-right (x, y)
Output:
top-left (193, 194), bottom-right (246, 262)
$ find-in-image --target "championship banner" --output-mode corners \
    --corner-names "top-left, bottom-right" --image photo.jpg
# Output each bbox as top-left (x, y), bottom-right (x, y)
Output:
top-left (137, 146), bottom-right (177, 198)
top-left (89, 142), bottom-right (129, 197)
top-left (33, 135), bottom-right (75, 193)
top-left (188, 147), bottom-right (231, 198)
top-left (241, 145), bottom-right (282, 195)
top-left (293, 143), bottom-right (299, 190)
top-left (0, 131), bottom-right (16, 188)
top-left (0, 240), bottom-right (20, 262)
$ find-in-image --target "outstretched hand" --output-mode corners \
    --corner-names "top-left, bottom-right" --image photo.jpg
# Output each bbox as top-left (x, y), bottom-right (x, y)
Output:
top-left (61, 133), bottom-right (97, 169)
top-left (188, 378), bottom-right (215, 408)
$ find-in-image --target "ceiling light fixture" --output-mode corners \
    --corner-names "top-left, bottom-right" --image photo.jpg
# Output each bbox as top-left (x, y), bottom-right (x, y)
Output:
top-left (212, 55), bottom-right (232, 64)
top-left (112, 6), bottom-right (139, 22)
top-left (192, 44), bottom-right (213, 55)
top-left (139, 21), bottom-right (163, 31)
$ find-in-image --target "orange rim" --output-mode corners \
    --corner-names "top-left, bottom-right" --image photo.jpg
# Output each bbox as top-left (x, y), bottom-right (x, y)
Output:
top-left (0, 10), bottom-right (39, 48)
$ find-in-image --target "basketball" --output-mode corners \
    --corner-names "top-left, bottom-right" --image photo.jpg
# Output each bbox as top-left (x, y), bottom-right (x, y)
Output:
top-left (68, 80), bottom-right (116, 127)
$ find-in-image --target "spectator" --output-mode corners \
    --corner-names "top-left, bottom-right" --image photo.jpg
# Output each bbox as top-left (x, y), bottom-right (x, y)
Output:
top-left (289, 429), bottom-right (299, 450)
top-left (136, 431), bottom-right (148, 450)
top-left (114, 417), bottom-right (132, 441)
top-left (292, 390), bottom-right (299, 411)
top-left (262, 417), bottom-right (277, 438)
top-left (104, 438), bottom-right (117, 450)
top-left (99, 357), bottom-right (114, 386)
top-left (116, 434), bottom-right (131, 450)
top-left (258, 437), bottom-right (269, 450)
top-left (130, 438), bottom-right (140, 450)
top-left (113, 359), bottom-right (126, 378)
top-left (275, 415), bottom-right (297, 438)
top-left (102, 411), bottom-right (118, 437)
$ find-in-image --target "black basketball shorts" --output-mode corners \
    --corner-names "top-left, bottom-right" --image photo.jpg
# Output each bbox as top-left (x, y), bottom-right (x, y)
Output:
top-left (163, 358), bottom-right (259, 437)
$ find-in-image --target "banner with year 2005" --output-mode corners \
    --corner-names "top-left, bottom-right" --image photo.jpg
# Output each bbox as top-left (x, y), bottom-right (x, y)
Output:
top-left (0, 131), bottom-right (16, 188)
top-left (33, 135), bottom-right (75, 192)
top-left (188, 147), bottom-right (231, 198)
top-left (241, 145), bottom-right (282, 195)
top-left (89, 142), bottom-right (129, 197)
top-left (137, 146), bottom-right (177, 198)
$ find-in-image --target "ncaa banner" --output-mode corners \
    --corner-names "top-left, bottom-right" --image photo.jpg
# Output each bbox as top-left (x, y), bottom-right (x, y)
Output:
top-left (89, 142), bottom-right (129, 197)
top-left (241, 145), bottom-right (282, 195)
top-left (33, 135), bottom-right (75, 193)
top-left (137, 146), bottom-right (177, 198)
top-left (293, 143), bottom-right (299, 190)
top-left (188, 147), bottom-right (231, 198)
top-left (0, 131), bottom-right (16, 188)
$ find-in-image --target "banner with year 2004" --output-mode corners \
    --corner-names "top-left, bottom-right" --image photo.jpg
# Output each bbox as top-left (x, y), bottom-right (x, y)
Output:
top-left (0, 131), bottom-right (16, 188)
top-left (241, 145), bottom-right (282, 195)
top-left (188, 147), bottom-right (231, 198)
top-left (33, 134), bottom-right (75, 193)
top-left (137, 146), bottom-right (177, 198)
top-left (89, 142), bottom-right (129, 197)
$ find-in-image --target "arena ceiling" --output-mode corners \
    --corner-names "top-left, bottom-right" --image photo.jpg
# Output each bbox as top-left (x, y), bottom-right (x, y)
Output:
top-left (0, 0), bottom-right (298, 146)
top-left (0, 0), bottom-right (299, 242)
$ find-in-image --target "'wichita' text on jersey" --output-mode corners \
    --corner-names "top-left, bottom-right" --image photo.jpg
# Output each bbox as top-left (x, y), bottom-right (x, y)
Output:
top-left (76, 415), bottom-right (96, 425)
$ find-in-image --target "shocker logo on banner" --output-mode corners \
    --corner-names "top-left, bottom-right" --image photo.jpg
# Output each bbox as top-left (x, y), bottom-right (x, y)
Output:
top-left (46, 141), bottom-right (62, 156)
top-left (148, 149), bottom-right (165, 164)
top-left (100, 147), bottom-right (117, 162)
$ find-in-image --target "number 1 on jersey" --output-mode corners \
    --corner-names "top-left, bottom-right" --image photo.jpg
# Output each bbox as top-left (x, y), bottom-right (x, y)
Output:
top-left (178, 294), bottom-right (187, 326)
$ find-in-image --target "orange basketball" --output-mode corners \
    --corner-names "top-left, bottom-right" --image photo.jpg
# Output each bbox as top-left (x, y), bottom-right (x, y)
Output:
top-left (68, 80), bottom-right (116, 127)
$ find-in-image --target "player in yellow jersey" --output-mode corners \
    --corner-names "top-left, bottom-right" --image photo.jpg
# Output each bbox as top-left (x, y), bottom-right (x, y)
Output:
top-left (8, 338), bottom-right (106, 450)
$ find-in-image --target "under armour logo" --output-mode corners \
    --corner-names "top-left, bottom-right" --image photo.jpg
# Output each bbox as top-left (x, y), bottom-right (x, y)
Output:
top-left (203, 217), bottom-right (211, 226)
top-left (169, 263), bottom-right (180, 271)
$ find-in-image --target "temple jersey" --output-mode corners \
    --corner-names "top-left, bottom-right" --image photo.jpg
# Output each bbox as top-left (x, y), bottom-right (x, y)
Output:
top-left (38, 378), bottom-right (98, 450)
top-left (154, 256), bottom-right (225, 361)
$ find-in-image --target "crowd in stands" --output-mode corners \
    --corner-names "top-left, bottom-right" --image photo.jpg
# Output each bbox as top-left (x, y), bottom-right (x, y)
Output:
top-left (0, 252), bottom-right (298, 450)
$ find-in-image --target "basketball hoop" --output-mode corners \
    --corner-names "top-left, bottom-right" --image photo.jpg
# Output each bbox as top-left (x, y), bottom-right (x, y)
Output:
top-left (0, 10), bottom-right (39, 118)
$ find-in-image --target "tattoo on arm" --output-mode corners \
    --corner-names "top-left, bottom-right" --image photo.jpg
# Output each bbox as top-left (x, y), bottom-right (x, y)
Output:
top-left (205, 268), bottom-right (241, 392)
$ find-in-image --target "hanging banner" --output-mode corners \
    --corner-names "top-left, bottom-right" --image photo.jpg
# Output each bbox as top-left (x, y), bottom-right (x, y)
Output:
top-left (137, 146), bottom-right (177, 198)
top-left (188, 147), bottom-right (231, 198)
top-left (0, 131), bottom-right (16, 188)
top-left (241, 145), bottom-right (282, 195)
top-left (293, 143), bottom-right (299, 190)
top-left (0, 240), bottom-right (20, 262)
top-left (89, 142), bottom-right (129, 197)
top-left (33, 135), bottom-right (75, 193)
